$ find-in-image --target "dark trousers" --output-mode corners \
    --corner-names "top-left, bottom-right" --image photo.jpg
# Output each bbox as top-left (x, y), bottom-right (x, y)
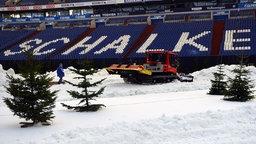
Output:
top-left (58, 76), bottom-right (63, 84)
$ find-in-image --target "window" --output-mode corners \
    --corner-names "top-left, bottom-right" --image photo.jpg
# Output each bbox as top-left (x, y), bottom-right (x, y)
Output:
top-left (149, 53), bottom-right (166, 63)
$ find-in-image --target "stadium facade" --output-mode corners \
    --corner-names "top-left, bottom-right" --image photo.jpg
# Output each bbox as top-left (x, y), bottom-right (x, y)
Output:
top-left (0, 0), bottom-right (255, 73)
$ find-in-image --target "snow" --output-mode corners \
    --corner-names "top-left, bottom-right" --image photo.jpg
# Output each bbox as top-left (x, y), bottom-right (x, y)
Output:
top-left (0, 64), bottom-right (256, 144)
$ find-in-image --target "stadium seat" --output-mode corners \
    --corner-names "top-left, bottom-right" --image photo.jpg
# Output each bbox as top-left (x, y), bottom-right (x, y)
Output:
top-left (54, 24), bottom-right (147, 60)
top-left (0, 27), bottom-right (88, 60)
top-left (129, 20), bottom-right (213, 58)
top-left (219, 18), bottom-right (255, 56)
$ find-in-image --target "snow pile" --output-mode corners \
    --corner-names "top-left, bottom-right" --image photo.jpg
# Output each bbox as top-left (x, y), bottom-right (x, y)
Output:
top-left (36, 105), bottom-right (256, 144)
top-left (99, 64), bottom-right (256, 98)
top-left (0, 65), bottom-right (15, 106)
top-left (0, 65), bottom-right (15, 86)
top-left (0, 64), bottom-right (256, 144)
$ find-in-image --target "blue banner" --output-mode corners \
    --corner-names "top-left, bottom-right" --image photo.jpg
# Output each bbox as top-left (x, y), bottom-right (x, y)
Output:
top-left (0, 14), bottom-right (91, 23)
top-left (238, 3), bottom-right (256, 8)
top-left (212, 11), bottom-right (229, 15)
top-left (150, 15), bottom-right (164, 19)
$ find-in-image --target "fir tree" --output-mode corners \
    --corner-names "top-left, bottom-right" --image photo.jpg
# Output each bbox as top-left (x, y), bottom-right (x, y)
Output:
top-left (61, 60), bottom-right (105, 112)
top-left (208, 64), bottom-right (227, 95)
top-left (224, 56), bottom-right (254, 102)
top-left (3, 51), bottom-right (58, 127)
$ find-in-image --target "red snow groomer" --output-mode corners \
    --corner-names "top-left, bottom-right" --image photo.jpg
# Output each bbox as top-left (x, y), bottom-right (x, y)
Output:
top-left (105, 50), bottom-right (193, 84)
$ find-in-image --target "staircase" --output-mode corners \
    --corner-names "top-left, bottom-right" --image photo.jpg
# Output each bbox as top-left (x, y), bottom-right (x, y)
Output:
top-left (122, 24), bottom-right (156, 58)
top-left (210, 21), bottom-right (225, 56)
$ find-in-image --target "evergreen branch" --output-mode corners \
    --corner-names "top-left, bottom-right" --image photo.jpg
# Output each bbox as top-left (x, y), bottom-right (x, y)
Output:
top-left (62, 59), bottom-right (105, 112)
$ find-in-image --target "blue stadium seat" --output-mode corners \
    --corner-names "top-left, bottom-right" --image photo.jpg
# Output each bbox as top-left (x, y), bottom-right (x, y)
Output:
top-left (219, 18), bottom-right (255, 56)
top-left (0, 29), bottom-right (35, 50)
top-left (54, 24), bottom-right (147, 60)
top-left (0, 17), bottom-right (255, 61)
top-left (129, 20), bottom-right (213, 58)
top-left (0, 27), bottom-right (88, 60)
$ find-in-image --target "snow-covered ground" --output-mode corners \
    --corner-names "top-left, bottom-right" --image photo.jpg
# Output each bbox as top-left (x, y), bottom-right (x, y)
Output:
top-left (0, 64), bottom-right (256, 144)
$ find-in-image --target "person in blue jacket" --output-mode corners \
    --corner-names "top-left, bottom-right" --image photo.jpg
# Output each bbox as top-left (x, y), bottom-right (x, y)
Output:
top-left (57, 63), bottom-right (65, 84)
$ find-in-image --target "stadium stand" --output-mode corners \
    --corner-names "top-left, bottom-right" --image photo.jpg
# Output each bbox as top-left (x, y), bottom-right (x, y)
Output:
top-left (4, 22), bottom-right (41, 30)
top-left (47, 27), bottom-right (94, 59)
top-left (72, 20), bottom-right (91, 27)
top-left (53, 20), bottom-right (91, 28)
top-left (165, 12), bottom-right (211, 22)
top-left (52, 24), bottom-right (148, 60)
top-left (165, 14), bottom-right (187, 22)
top-left (18, 0), bottom-right (52, 6)
top-left (189, 12), bottom-right (212, 21)
top-left (128, 20), bottom-right (213, 58)
top-left (0, 16), bottom-right (255, 61)
top-left (219, 17), bottom-right (255, 56)
top-left (53, 21), bottom-right (72, 28)
top-left (122, 24), bottom-right (156, 58)
top-left (0, 0), bottom-right (255, 72)
top-left (106, 16), bottom-right (148, 26)
top-left (0, 0), bottom-right (5, 7)
top-left (210, 20), bottom-right (225, 56)
top-left (106, 17), bottom-right (126, 25)
top-left (0, 29), bottom-right (35, 50)
top-left (230, 9), bottom-right (256, 18)
top-left (64, 0), bottom-right (87, 3)
top-left (0, 27), bottom-right (88, 60)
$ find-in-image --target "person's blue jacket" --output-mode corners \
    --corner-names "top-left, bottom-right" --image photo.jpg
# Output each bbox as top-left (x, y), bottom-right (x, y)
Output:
top-left (57, 66), bottom-right (64, 77)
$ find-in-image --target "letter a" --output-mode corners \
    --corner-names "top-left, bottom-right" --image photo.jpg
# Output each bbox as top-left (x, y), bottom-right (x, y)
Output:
top-left (94, 35), bottom-right (130, 54)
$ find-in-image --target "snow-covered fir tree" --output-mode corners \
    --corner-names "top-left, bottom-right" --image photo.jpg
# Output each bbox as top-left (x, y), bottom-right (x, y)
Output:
top-left (3, 51), bottom-right (58, 127)
top-left (224, 56), bottom-right (254, 102)
top-left (208, 64), bottom-right (227, 95)
top-left (61, 60), bottom-right (105, 112)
